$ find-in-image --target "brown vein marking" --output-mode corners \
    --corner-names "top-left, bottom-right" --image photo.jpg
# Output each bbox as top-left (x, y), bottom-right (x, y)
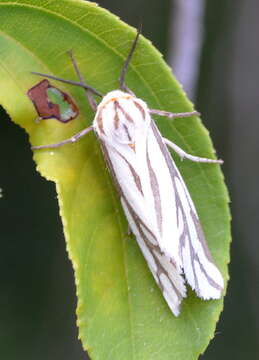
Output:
top-left (101, 142), bottom-right (143, 199)
top-left (128, 163), bottom-right (143, 195)
top-left (133, 100), bottom-right (146, 120)
top-left (195, 255), bottom-right (222, 291)
top-left (125, 196), bottom-right (184, 300)
top-left (190, 212), bottom-right (223, 290)
top-left (96, 108), bottom-right (105, 134)
top-left (122, 124), bottom-right (132, 142)
top-left (153, 253), bottom-right (184, 300)
top-left (172, 173), bottom-right (200, 292)
top-left (175, 178), bottom-right (222, 293)
top-left (116, 151), bottom-right (143, 195)
top-left (191, 209), bottom-right (213, 261)
top-left (116, 101), bottom-right (134, 123)
top-left (174, 168), bottom-right (222, 291)
top-left (150, 120), bottom-right (210, 292)
top-left (146, 149), bottom-right (163, 236)
top-left (113, 101), bottom-right (120, 129)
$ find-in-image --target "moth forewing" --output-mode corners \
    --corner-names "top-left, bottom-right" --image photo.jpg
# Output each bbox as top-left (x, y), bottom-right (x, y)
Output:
top-left (149, 121), bottom-right (224, 299)
top-left (167, 154), bottom-right (224, 300)
top-left (99, 136), bottom-right (187, 316)
top-left (120, 196), bottom-right (187, 316)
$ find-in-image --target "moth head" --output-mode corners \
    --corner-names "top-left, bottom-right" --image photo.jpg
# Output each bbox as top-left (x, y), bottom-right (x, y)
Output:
top-left (93, 90), bottom-right (151, 147)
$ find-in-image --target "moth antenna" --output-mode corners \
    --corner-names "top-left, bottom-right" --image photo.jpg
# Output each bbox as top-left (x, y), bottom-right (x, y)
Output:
top-left (67, 50), bottom-right (99, 111)
top-left (67, 50), bottom-right (85, 84)
top-left (119, 24), bottom-right (142, 92)
top-left (31, 71), bottom-right (102, 98)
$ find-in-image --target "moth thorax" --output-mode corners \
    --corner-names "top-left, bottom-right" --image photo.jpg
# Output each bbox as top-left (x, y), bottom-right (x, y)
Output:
top-left (93, 90), bottom-right (150, 145)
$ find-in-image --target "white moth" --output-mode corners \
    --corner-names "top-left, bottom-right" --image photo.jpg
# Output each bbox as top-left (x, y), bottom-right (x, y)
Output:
top-left (31, 31), bottom-right (224, 316)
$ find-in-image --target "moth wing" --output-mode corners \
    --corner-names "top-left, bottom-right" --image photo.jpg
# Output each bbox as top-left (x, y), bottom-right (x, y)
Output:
top-left (172, 166), bottom-right (224, 299)
top-left (121, 196), bottom-right (187, 316)
top-left (101, 141), bottom-right (186, 316)
top-left (151, 121), bottom-right (224, 299)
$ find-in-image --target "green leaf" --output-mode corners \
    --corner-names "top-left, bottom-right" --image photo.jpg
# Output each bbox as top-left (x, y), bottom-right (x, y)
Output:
top-left (0, 0), bottom-right (231, 359)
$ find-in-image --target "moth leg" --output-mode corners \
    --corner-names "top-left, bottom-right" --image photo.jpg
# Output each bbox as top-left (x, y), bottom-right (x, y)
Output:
top-left (119, 26), bottom-right (141, 95)
top-left (32, 126), bottom-right (94, 150)
top-left (149, 109), bottom-right (200, 119)
top-left (163, 138), bottom-right (223, 164)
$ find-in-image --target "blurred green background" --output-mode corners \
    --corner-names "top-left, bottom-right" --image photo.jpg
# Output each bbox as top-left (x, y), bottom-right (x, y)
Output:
top-left (0, 0), bottom-right (258, 359)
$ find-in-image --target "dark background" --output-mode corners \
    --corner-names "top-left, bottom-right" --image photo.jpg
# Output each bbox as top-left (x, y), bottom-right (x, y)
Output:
top-left (0, 1), bottom-right (258, 359)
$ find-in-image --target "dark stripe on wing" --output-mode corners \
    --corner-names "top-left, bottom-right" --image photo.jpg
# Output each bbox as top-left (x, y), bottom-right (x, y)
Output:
top-left (122, 124), bottom-right (133, 142)
top-left (146, 148), bottom-right (163, 235)
top-left (122, 194), bottom-right (184, 301)
top-left (133, 100), bottom-right (146, 119)
top-left (96, 108), bottom-right (105, 134)
top-left (101, 142), bottom-right (143, 196)
top-left (114, 101), bottom-right (120, 129)
top-left (116, 101), bottom-right (134, 123)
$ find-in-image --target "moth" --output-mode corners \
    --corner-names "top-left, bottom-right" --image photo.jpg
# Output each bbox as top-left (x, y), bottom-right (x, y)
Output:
top-left (31, 31), bottom-right (224, 316)
top-left (27, 79), bottom-right (79, 123)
